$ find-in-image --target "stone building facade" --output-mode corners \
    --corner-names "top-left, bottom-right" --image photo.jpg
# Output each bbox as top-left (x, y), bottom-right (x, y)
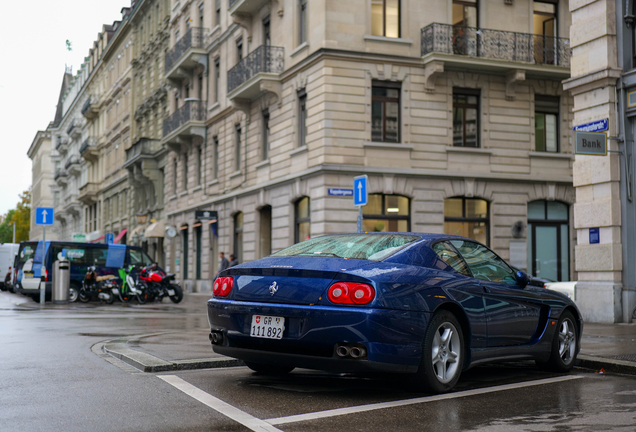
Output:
top-left (27, 130), bottom-right (57, 241)
top-left (161, 0), bottom-right (576, 292)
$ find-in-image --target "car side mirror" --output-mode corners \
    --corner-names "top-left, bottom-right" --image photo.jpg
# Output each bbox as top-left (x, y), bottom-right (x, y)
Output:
top-left (516, 270), bottom-right (529, 288)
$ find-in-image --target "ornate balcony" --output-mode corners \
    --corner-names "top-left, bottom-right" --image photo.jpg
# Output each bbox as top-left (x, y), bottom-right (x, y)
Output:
top-left (78, 182), bottom-right (99, 205)
top-left (63, 194), bottom-right (82, 217)
top-left (227, 45), bottom-right (284, 102)
top-left (124, 138), bottom-right (163, 168)
top-left (66, 119), bottom-right (82, 139)
top-left (80, 137), bottom-right (99, 162)
top-left (420, 23), bottom-right (571, 92)
top-left (164, 27), bottom-right (208, 82)
top-left (81, 95), bottom-right (99, 119)
top-left (55, 137), bottom-right (69, 154)
top-left (229, 0), bottom-right (270, 15)
top-left (65, 155), bottom-right (81, 176)
top-left (162, 100), bottom-right (206, 150)
top-left (54, 169), bottom-right (68, 186)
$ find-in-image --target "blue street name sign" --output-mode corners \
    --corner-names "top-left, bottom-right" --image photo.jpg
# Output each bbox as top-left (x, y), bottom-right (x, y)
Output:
top-left (35, 207), bottom-right (54, 226)
top-left (353, 175), bottom-right (368, 206)
top-left (328, 188), bottom-right (354, 197)
top-left (573, 119), bottom-right (608, 132)
top-left (589, 227), bottom-right (600, 244)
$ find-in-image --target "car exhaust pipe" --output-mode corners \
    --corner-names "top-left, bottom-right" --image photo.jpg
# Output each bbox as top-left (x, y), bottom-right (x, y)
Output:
top-left (350, 347), bottom-right (366, 359)
top-left (209, 331), bottom-right (223, 345)
top-left (336, 345), bottom-right (351, 357)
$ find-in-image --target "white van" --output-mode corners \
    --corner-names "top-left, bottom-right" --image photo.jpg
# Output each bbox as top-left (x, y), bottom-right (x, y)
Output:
top-left (0, 244), bottom-right (19, 291)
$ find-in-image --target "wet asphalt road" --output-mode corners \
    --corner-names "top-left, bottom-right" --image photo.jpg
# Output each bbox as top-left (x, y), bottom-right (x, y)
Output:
top-left (1, 291), bottom-right (635, 432)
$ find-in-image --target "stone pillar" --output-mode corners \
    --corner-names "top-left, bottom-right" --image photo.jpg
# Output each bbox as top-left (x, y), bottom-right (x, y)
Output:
top-left (564, 0), bottom-right (626, 322)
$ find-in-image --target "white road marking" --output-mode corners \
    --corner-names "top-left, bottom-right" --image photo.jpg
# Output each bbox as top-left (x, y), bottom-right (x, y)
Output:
top-left (157, 375), bottom-right (284, 432)
top-left (266, 375), bottom-right (584, 425)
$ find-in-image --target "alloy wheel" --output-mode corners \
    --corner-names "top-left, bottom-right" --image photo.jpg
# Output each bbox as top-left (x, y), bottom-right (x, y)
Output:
top-left (431, 322), bottom-right (461, 384)
top-left (558, 317), bottom-right (576, 365)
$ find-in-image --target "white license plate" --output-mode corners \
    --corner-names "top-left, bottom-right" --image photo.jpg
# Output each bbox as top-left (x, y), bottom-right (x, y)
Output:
top-left (111, 288), bottom-right (119, 294)
top-left (167, 289), bottom-right (175, 296)
top-left (250, 315), bottom-right (285, 340)
top-left (24, 272), bottom-right (33, 279)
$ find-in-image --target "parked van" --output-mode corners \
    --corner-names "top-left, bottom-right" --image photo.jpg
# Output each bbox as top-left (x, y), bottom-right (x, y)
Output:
top-left (16, 241), bottom-right (155, 301)
top-left (0, 243), bottom-right (19, 291)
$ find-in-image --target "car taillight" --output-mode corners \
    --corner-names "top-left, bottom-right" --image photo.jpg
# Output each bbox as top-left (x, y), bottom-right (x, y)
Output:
top-left (327, 282), bottom-right (375, 305)
top-left (213, 276), bottom-right (234, 297)
top-left (44, 268), bottom-right (49, 282)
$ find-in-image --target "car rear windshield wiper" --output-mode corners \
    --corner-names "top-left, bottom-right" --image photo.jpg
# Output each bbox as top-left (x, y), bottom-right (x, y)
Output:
top-left (295, 252), bottom-right (344, 258)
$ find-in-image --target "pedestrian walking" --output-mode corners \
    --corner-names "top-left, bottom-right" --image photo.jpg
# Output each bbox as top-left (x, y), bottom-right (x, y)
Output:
top-left (229, 254), bottom-right (239, 267)
top-left (218, 252), bottom-right (229, 272)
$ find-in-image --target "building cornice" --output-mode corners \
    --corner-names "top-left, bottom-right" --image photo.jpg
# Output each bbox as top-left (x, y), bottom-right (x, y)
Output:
top-left (563, 67), bottom-right (622, 95)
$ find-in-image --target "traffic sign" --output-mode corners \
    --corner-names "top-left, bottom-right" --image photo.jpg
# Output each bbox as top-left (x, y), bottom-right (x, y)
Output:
top-left (35, 207), bottom-right (54, 226)
top-left (105, 233), bottom-right (114, 244)
top-left (353, 175), bottom-right (368, 206)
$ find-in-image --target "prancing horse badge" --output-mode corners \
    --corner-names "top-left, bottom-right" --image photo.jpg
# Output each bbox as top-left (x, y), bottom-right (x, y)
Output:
top-left (269, 281), bottom-right (278, 296)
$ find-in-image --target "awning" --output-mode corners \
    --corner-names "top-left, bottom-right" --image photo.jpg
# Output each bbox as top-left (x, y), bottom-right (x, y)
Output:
top-left (129, 225), bottom-right (146, 238)
top-left (114, 228), bottom-right (128, 244)
top-left (90, 235), bottom-right (105, 243)
top-left (145, 219), bottom-right (165, 238)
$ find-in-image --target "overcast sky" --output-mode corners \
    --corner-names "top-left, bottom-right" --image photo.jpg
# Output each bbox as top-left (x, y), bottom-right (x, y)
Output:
top-left (0, 0), bottom-right (129, 216)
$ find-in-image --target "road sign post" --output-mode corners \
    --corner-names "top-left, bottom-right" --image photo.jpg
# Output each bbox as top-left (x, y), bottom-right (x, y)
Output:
top-left (353, 175), bottom-right (368, 233)
top-left (35, 208), bottom-right (54, 304)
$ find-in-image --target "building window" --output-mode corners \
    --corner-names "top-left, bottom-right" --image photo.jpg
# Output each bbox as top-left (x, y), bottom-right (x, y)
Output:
top-left (197, 145), bottom-right (203, 185)
top-left (295, 197), bottom-right (310, 243)
top-left (262, 109), bottom-right (270, 160)
top-left (453, 89), bottom-right (479, 147)
top-left (444, 197), bottom-right (489, 245)
top-left (215, 0), bottom-right (221, 26)
top-left (199, 4), bottom-right (204, 27)
top-left (535, 95), bottom-right (559, 153)
top-left (453, 0), bottom-right (478, 27)
top-left (259, 205), bottom-right (272, 258)
top-left (299, 0), bottom-right (308, 44)
top-left (213, 135), bottom-right (219, 179)
top-left (214, 57), bottom-right (220, 103)
top-left (372, 81), bottom-right (400, 143)
top-left (234, 212), bottom-right (243, 264)
top-left (235, 124), bottom-right (241, 171)
top-left (263, 15), bottom-right (271, 46)
top-left (182, 224), bottom-right (189, 280)
top-left (362, 194), bottom-right (410, 232)
top-left (173, 157), bottom-right (178, 194)
top-left (194, 221), bottom-right (202, 280)
top-left (371, 0), bottom-right (400, 38)
top-left (236, 38), bottom-right (243, 63)
top-left (183, 152), bottom-right (188, 190)
top-left (528, 200), bottom-right (569, 281)
top-left (298, 88), bottom-right (307, 147)
top-left (197, 72), bottom-right (203, 100)
top-left (533, 1), bottom-right (558, 64)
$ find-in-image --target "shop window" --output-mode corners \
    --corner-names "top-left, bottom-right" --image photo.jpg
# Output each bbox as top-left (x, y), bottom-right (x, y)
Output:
top-left (295, 197), bottom-right (310, 242)
top-left (527, 200), bottom-right (569, 281)
top-left (444, 197), bottom-right (489, 245)
top-left (363, 194), bottom-right (410, 232)
top-left (259, 206), bottom-right (272, 258)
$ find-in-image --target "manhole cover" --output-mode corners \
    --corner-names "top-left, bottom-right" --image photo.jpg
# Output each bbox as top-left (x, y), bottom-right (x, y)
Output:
top-left (609, 354), bottom-right (636, 362)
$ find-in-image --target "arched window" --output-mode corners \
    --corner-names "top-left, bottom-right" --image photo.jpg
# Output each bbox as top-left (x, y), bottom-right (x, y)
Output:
top-left (295, 197), bottom-right (310, 242)
top-left (444, 197), bottom-right (489, 245)
top-left (259, 206), bottom-right (272, 258)
top-left (363, 194), bottom-right (410, 232)
top-left (527, 200), bottom-right (569, 281)
top-left (233, 212), bottom-right (243, 263)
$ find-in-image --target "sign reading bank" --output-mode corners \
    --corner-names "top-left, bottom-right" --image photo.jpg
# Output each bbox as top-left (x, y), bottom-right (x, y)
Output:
top-left (575, 131), bottom-right (607, 156)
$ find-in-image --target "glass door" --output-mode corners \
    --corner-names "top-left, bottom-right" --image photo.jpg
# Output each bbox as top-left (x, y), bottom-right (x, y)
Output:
top-left (534, 225), bottom-right (558, 281)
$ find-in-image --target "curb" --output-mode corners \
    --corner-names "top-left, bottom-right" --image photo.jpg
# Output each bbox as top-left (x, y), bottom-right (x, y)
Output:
top-left (575, 354), bottom-right (636, 376)
top-left (103, 340), bottom-right (244, 372)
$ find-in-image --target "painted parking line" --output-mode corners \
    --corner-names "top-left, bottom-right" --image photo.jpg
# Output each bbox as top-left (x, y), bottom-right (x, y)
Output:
top-left (158, 375), bottom-right (284, 432)
top-left (266, 375), bottom-right (584, 425)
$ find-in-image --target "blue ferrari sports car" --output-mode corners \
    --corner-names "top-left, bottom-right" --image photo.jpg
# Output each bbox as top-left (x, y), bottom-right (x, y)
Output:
top-left (207, 233), bottom-right (582, 393)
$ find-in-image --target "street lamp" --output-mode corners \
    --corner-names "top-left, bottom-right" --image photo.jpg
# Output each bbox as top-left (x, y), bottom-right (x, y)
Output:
top-left (136, 214), bottom-right (148, 225)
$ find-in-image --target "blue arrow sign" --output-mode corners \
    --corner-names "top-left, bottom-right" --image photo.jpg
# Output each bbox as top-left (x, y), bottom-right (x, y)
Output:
top-left (35, 207), bottom-right (54, 226)
top-left (353, 175), bottom-right (368, 206)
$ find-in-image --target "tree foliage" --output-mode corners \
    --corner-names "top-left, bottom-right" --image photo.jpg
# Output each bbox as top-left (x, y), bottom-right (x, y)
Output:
top-left (0, 190), bottom-right (31, 243)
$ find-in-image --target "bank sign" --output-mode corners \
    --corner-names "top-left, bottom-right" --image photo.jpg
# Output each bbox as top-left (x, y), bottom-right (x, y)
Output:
top-left (575, 131), bottom-right (607, 156)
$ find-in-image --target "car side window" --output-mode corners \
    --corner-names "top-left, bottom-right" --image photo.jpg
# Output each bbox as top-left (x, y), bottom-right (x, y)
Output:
top-left (432, 242), bottom-right (471, 277)
top-left (449, 240), bottom-right (517, 285)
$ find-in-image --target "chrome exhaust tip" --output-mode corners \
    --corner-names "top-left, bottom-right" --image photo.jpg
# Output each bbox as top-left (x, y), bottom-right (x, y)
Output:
top-left (336, 345), bottom-right (351, 357)
top-left (350, 347), bottom-right (366, 358)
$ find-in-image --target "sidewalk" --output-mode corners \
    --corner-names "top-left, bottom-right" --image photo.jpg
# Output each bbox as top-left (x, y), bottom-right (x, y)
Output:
top-left (102, 319), bottom-right (636, 375)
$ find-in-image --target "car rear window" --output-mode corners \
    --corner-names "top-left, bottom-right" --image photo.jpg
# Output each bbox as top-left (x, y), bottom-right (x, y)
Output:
top-left (18, 244), bottom-right (36, 266)
top-left (270, 234), bottom-right (420, 261)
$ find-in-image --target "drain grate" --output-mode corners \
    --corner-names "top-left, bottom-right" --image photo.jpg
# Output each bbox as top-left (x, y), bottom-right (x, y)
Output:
top-left (609, 354), bottom-right (636, 362)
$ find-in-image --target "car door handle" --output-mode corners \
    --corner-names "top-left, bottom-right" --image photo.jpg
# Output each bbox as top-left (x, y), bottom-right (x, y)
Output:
top-left (482, 286), bottom-right (491, 293)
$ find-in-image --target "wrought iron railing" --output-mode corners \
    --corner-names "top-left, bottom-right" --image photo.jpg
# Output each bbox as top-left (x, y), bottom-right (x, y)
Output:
top-left (66, 119), bottom-right (77, 135)
top-left (420, 23), bottom-right (570, 67)
top-left (54, 169), bottom-right (68, 181)
top-left (80, 137), bottom-right (95, 155)
top-left (228, 45), bottom-right (284, 94)
top-left (164, 27), bottom-right (207, 74)
top-left (126, 138), bottom-right (161, 162)
top-left (163, 100), bottom-right (207, 137)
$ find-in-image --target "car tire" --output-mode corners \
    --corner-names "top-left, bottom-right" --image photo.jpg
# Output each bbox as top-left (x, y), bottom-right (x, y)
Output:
top-left (415, 310), bottom-right (464, 394)
top-left (538, 311), bottom-right (579, 372)
top-left (169, 284), bottom-right (183, 304)
top-left (244, 361), bottom-right (295, 375)
top-left (68, 285), bottom-right (79, 303)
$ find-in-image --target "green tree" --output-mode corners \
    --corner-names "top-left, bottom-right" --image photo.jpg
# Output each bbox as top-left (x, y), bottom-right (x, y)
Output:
top-left (0, 189), bottom-right (31, 243)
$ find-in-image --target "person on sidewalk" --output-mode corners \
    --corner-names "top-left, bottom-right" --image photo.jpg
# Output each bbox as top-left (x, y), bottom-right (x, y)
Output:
top-left (218, 252), bottom-right (229, 273)
top-left (229, 254), bottom-right (239, 267)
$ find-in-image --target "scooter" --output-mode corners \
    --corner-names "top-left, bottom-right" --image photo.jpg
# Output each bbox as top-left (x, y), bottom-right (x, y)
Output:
top-left (139, 264), bottom-right (183, 303)
top-left (116, 265), bottom-right (154, 304)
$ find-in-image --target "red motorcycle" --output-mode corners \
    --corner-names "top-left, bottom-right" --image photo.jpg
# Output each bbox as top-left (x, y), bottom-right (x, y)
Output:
top-left (139, 264), bottom-right (183, 303)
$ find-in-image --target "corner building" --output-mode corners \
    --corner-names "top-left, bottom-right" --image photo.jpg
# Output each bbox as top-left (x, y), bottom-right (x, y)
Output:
top-left (162, 0), bottom-right (575, 292)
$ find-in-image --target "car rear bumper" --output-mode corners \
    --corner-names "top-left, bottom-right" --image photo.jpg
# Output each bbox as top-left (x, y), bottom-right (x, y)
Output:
top-left (17, 280), bottom-right (51, 295)
top-left (207, 299), bottom-right (429, 373)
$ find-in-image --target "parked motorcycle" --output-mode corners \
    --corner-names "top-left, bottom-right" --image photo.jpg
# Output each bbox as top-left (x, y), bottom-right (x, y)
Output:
top-left (139, 264), bottom-right (183, 303)
top-left (80, 266), bottom-right (116, 304)
top-left (116, 265), bottom-right (154, 304)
